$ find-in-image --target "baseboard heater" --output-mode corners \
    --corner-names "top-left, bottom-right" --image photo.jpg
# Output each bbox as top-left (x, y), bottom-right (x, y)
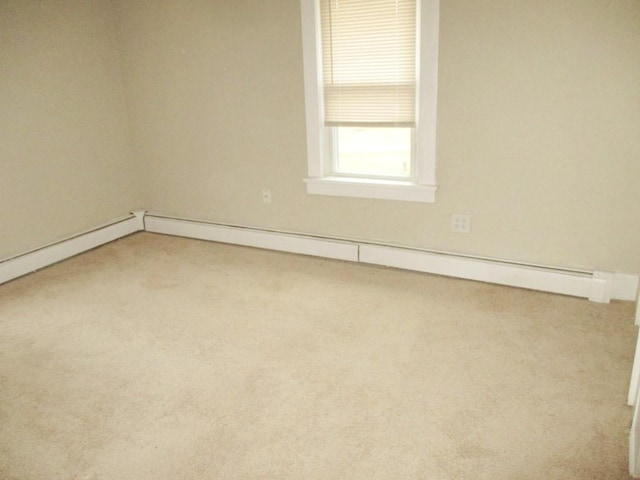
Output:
top-left (1, 211), bottom-right (636, 303)
top-left (0, 211), bottom-right (144, 286)
top-left (144, 213), bottom-right (638, 304)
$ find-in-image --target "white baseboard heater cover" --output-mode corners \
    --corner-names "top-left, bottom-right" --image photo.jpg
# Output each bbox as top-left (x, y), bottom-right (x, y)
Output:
top-left (144, 214), bottom-right (637, 304)
top-left (1, 211), bottom-right (636, 304)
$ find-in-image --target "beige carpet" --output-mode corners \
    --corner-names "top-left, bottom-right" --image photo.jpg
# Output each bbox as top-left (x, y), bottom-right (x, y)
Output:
top-left (0, 232), bottom-right (636, 479)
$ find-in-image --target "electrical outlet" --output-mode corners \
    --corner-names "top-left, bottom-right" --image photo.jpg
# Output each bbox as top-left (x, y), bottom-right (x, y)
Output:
top-left (262, 189), bottom-right (272, 204)
top-left (451, 214), bottom-right (471, 233)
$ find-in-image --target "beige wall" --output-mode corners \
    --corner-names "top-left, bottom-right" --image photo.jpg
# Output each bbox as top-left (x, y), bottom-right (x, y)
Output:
top-left (3, 1), bottom-right (639, 275)
top-left (0, 1), bottom-right (139, 259)
top-left (113, 0), bottom-right (640, 274)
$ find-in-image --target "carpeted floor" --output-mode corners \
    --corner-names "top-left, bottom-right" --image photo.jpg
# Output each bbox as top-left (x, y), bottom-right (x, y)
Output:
top-left (0, 232), bottom-right (636, 479)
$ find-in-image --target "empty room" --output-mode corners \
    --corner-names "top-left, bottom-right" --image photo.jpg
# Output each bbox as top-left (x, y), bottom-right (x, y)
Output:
top-left (2, 1), bottom-right (640, 478)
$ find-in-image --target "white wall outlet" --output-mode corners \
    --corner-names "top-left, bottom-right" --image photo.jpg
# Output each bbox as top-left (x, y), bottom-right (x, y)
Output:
top-left (451, 214), bottom-right (471, 233)
top-left (262, 189), bottom-right (272, 204)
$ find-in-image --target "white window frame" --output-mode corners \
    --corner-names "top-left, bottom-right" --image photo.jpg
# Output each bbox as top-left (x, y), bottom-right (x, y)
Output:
top-left (300, 0), bottom-right (440, 203)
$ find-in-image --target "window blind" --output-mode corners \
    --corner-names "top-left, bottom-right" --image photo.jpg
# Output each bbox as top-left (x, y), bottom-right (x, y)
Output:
top-left (320, 0), bottom-right (417, 127)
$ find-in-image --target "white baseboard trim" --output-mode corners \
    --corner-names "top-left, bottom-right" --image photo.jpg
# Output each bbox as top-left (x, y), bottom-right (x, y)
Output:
top-left (2, 211), bottom-right (635, 303)
top-left (360, 244), bottom-right (606, 301)
top-left (144, 213), bottom-right (638, 303)
top-left (144, 215), bottom-right (358, 262)
top-left (0, 211), bottom-right (144, 286)
top-left (613, 273), bottom-right (640, 305)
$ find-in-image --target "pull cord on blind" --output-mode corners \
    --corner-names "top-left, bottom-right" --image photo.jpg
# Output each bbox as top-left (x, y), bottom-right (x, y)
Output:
top-left (320, 0), bottom-right (417, 127)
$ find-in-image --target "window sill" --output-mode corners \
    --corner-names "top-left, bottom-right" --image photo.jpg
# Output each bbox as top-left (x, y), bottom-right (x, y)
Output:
top-left (304, 176), bottom-right (437, 203)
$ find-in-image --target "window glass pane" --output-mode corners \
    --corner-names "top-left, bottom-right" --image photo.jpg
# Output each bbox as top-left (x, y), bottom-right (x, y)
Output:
top-left (334, 127), bottom-right (412, 177)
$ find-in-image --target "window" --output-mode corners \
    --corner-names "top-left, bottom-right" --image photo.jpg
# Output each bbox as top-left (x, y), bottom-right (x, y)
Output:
top-left (301, 0), bottom-right (439, 203)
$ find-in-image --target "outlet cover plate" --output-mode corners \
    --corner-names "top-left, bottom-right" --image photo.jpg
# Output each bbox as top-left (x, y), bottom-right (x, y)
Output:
top-left (452, 214), bottom-right (471, 233)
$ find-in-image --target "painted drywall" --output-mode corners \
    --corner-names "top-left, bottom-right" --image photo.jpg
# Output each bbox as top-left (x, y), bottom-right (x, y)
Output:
top-left (116, 0), bottom-right (640, 273)
top-left (0, 1), bottom-right (139, 260)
